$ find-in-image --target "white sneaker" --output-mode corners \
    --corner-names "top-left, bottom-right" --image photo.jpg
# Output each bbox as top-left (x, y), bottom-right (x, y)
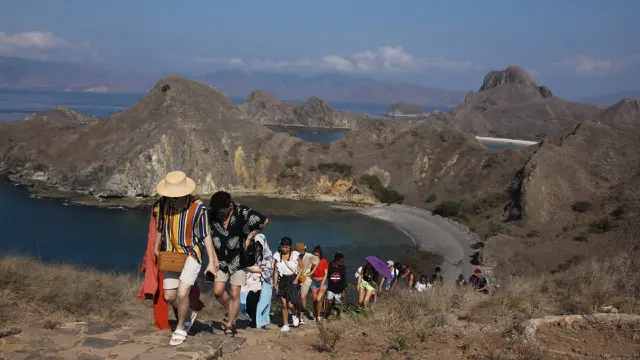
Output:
top-left (292, 315), bottom-right (300, 327)
top-left (280, 325), bottom-right (290, 332)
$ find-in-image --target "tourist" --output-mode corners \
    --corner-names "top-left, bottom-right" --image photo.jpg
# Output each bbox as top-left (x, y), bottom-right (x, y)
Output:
top-left (456, 274), bottom-right (468, 287)
top-left (310, 245), bottom-right (329, 322)
top-left (295, 242), bottom-right (320, 323)
top-left (379, 260), bottom-right (398, 291)
top-left (273, 237), bottom-right (302, 332)
top-left (357, 262), bottom-right (378, 308)
top-left (395, 263), bottom-right (416, 294)
top-left (415, 274), bottom-right (428, 292)
top-left (430, 266), bottom-right (444, 285)
top-left (208, 191), bottom-right (268, 336)
top-left (325, 252), bottom-right (347, 319)
top-left (153, 171), bottom-right (216, 346)
top-left (469, 268), bottom-right (489, 294)
top-left (240, 233), bottom-right (274, 329)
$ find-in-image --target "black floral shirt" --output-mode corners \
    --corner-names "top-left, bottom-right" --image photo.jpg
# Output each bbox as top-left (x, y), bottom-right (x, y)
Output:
top-left (209, 202), bottom-right (267, 273)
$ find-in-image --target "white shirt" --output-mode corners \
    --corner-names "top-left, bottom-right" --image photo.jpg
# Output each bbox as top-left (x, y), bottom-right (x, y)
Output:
top-left (273, 251), bottom-right (299, 276)
top-left (416, 282), bottom-right (427, 292)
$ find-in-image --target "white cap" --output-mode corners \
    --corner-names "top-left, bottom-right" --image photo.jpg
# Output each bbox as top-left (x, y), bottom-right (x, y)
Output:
top-left (386, 260), bottom-right (394, 266)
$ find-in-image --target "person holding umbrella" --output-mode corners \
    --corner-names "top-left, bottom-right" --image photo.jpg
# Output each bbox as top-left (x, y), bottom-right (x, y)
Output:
top-left (358, 256), bottom-right (392, 308)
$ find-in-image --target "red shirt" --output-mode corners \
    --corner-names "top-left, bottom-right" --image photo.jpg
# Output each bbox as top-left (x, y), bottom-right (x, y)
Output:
top-left (312, 258), bottom-right (328, 278)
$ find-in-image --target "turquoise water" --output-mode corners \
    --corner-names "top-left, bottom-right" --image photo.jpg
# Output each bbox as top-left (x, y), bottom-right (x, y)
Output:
top-left (0, 180), bottom-right (415, 274)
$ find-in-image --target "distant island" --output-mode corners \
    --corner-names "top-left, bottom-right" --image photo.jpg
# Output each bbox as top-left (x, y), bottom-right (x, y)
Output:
top-left (385, 102), bottom-right (425, 117)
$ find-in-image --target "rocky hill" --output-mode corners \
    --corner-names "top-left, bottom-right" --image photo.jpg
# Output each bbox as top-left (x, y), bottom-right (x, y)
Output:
top-left (597, 98), bottom-right (640, 129)
top-left (444, 66), bottom-right (602, 139)
top-left (385, 102), bottom-right (424, 117)
top-left (237, 90), bottom-right (364, 128)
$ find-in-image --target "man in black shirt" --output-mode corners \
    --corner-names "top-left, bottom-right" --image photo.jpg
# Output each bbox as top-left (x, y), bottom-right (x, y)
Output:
top-left (469, 268), bottom-right (489, 294)
top-left (208, 191), bottom-right (268, 334)
top-left (325, 252), bottom-right (346, 319)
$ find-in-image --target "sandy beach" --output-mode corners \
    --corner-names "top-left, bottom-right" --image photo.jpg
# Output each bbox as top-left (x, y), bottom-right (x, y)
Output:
top-left (475, 136), bottom-right (539, 146)
top-left (354, 204), bottom-right (477, 282)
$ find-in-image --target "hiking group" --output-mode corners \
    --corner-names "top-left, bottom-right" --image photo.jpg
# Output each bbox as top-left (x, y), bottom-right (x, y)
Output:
top-left (141, 171), bottom-right (490, 346)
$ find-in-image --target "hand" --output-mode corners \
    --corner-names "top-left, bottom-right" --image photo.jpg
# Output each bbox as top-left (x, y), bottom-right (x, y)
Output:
top-left (205, 262), bottom-right (217, 278)
top-left (293, 278), bottom-right (299, 285)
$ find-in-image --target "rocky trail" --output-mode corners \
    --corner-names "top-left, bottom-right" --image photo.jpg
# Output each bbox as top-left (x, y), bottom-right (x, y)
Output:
top-left (0, 320), bottom-right (318, 360)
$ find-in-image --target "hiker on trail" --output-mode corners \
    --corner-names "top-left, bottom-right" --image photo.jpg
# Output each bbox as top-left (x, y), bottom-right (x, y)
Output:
top-left (153, 171), bottom-right (216, 346)
top-left (273, 237), bottom-right (302, 332)
top-left (310, 245), bottom-right (329, 322)
top-left (325, 252), bottom-right (347, 319)
top-left (430, 267), bottom-right (444, 285)
top-left (469, 268), bottom-right (489, 294)
top-left (357, 262), bottom-right (378, 308)
top-left (394, 263), bottom-right (416, 294)
top-left (295, 242), bottom-right (320, 323)
top-left (456, 274), bottom-right (468, 287)
top-left (379, 260), bottom-right (398, 291)
top-left (415, 274), bottom-right (428, 292)
top-left (208, 191), bottom-right (268, 336)
top-left (240, 233), bottom-right (274, 329)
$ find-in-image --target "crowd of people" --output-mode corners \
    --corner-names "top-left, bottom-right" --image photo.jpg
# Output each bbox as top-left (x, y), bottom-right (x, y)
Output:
top-left (146, 171), bottom-right (490, 346)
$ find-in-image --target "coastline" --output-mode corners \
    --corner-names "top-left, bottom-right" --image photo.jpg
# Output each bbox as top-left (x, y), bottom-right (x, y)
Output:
top-left (347, 204), bottom-right (479, 282)
top-left (475, 136), bottom-right (539, 146)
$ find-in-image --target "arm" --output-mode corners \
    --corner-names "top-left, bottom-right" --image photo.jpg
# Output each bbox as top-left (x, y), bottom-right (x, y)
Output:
top-left (379, 276), bottom-right (387, 291)
top-left (409, 274), bottom-right (415, 289)
top-left (246, 266), bottom-right (261, 274)
top-left (241, 205), bottom-right (268, 249)
top-left (154, 231), bottom-right (162, 258)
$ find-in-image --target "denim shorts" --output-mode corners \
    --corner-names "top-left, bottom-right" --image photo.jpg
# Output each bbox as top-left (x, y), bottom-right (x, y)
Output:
top-left (311, 279), bottom-right (327, 290)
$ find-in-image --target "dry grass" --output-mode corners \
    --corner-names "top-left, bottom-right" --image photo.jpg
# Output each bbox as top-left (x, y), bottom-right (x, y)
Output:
top-left (0, 255), bottom-right (148, 328)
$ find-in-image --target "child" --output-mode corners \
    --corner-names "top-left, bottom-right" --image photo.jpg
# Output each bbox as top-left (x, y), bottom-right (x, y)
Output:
top-left (325, 252), bottom-right (347, 319)
top-left (415, 274), bottom-right (428, 292)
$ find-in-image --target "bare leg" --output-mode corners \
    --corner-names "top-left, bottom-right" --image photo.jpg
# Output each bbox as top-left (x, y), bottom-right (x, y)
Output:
top-left (175, 281), bottom-right (192, 331)
top-left (363, 289), bottom-right (374, 309)
top-left (310, 287), bottom-right (319, 317)
top-left (325, 299), bottom-right (334, 318)
top-left (315, 286), bottom-right (327, 319)
top-left (280, 297), bottom-right (288, 326)
top-left (358, 287), bottom-right (365, 306)
top-left (226, 285), bottom-right (241, 328)
top-left (213, 281), bottom-right (230, 310)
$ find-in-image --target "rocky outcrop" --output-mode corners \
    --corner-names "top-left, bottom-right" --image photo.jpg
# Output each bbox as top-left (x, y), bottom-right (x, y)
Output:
top-left (447, 66), bottom-right (601, 139)
top-left (237, 90), bottom-right (363, 128)
top-left (597, 98), bottom-right (640, 128)
top-left (386, 102), bottom-right (424, 117)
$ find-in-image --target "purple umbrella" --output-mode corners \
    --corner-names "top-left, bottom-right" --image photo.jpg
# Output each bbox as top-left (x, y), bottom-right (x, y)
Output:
top-left (365, 256), bottom-right (392, 279)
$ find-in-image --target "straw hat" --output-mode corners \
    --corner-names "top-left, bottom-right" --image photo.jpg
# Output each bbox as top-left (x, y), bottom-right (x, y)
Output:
top-left (156, 171), bottom-right (196, 198)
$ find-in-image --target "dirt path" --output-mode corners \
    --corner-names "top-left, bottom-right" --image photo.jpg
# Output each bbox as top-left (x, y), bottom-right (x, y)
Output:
top-left (355, 204), bottom-right (476, 282)
top-left (0, 320), bottom-right (319, 360)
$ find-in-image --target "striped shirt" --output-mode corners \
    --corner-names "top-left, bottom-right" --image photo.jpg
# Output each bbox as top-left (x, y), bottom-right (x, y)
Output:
top-left (153, 197), bottom-right (210, 264)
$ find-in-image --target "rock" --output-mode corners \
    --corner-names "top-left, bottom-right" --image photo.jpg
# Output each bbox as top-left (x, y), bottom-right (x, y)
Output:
top-left (82, 337), bottom-right (118, 349)
top-left (220, 336), bottom-right (246, 354)
top-left (77, 354), bottom-right (105, 360)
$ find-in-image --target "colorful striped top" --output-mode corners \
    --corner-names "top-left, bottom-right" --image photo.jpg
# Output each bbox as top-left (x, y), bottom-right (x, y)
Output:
top-left (153, 197), bottom-right (210, 264)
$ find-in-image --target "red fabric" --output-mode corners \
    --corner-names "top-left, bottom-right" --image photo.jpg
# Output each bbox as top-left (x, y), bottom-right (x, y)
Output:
top-left (138, 208), bottom-right (204, 330)
top-left (312, 258), bottom-right (329, 278)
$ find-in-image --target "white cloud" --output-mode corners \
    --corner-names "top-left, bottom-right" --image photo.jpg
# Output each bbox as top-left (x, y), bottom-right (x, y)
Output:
top-left (187, 56), bottom-right (312, 70)
top-left (555, 54), bottom-right (640, 75)
top-left (0, 30), bottom-right (91, 61)
top-left (322, 45), bottom-right (472, 73)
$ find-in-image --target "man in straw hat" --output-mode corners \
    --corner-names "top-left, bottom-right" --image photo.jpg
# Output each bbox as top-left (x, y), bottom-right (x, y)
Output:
top-left (208, 191), bottom-right (268, 336)
top-left (153, 171), bottom-right (216, 346)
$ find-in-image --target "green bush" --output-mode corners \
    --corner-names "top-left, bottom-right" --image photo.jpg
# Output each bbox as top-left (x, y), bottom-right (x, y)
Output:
top-left (487, 222), bottom-right (505, 237)
top-left (161, 84), bottom-right (170, 93)
top-left (359, 174), bottom-right (404, 204)
top-left (425, 194), bottom-right (437, 203)
top-left (318, 162), bottom-right (353, 176)
top-left (433, 201), bottom-right (462, 217)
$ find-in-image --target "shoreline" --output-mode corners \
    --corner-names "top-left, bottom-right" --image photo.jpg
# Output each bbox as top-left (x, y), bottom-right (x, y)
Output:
top-left (475, 136), bottom-right (539, 146)
top-left (347, 204), bottom-right (479, 282)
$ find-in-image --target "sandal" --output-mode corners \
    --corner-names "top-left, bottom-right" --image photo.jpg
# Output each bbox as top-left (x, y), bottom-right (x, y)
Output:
top-left (220, 323), bottom-right (237, 337)
top-left (170, 329), bottom-right (188, 346)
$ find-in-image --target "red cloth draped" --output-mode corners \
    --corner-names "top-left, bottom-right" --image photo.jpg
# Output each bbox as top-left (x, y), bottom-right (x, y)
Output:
top-left (138, 208), bottom-right (204, 330)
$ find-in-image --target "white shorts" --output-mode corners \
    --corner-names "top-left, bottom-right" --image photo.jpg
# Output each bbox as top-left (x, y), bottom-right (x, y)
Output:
top-left (163, 256), bottom-right (201, 289)
top-left (327, 291), bottom-right (342, 302)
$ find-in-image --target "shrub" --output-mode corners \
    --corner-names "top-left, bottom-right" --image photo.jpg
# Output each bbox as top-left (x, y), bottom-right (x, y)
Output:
top-left (610, 204), bottom-right (627, 219)
top-left (571, 201), bottom-right (593, 213)
top-left (487, 222), bottom-right (505, 237)
top-left (433, 201), bottom-right (462, 217)
top-left (589, 217), bottom-right (612, 234)
top-left (425, 194), bottom-right (437, 203)
top-left (161, 84), bottom-right (170, 93)
top-left (318, 162), bottom-right (353, 176)
top-left (359, 174), bottom-right (405, 204)
top-left (573, 233), bottom-right (588, 242)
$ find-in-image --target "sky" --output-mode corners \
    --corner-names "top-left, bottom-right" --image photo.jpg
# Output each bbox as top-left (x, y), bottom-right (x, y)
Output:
top-left (1, 0), bottom-right (639, 98)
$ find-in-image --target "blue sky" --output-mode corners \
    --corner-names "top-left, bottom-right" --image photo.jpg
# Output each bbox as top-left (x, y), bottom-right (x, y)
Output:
top-left (1, 0), bottom-right (639, 98)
